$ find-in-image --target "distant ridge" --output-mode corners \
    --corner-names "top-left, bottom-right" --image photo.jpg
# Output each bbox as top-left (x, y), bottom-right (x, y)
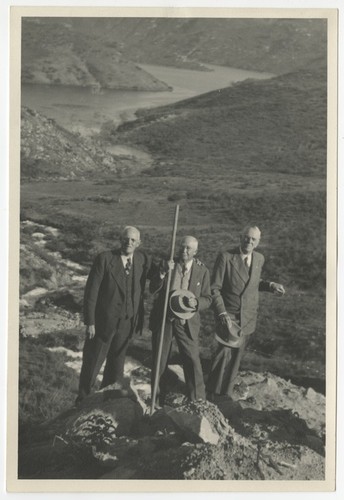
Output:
top-left (72, 17), bottom-right (327, 74)
top-left (21, 18), bottom-right (327, 89)
top-left (21, 18), bottom-right (171, 91)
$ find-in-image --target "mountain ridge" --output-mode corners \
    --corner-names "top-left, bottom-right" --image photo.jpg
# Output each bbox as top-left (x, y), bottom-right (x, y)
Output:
top-left (21, 18), bottom-right (171, 91)
top-left (21, 17), bottom-right (327, 90)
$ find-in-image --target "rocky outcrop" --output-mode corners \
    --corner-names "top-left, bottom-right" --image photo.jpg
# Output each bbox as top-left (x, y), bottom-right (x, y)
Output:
top-left (20, 220), bottom-right (86, 336)
top-left (18, 359), bottom-right (326, 480)
top-left (20, 107), bottom-right (124, 180)
top-left (20, 107), bottom-right (151, 180)
top-left (18, 221), bottom-right (326, 481)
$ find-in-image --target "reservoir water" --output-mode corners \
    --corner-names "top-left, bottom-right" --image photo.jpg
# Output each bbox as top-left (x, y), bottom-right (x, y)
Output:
top-left (21, 63), bottom-right (274, 136)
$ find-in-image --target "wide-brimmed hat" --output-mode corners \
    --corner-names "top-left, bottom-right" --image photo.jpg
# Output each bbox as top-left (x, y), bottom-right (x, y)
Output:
top-left (215, 317), bottom-right (243, 348)
top-left (169, 289), bottom-right (197, 320)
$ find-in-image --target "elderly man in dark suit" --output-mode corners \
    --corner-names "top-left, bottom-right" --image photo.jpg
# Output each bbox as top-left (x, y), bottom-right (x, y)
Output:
top-left (76, 226), bottom-right (151, 403)
top-left (149, 236), bottom-right (212, 405)
top-left (206, 225), bottom-right (285, 399)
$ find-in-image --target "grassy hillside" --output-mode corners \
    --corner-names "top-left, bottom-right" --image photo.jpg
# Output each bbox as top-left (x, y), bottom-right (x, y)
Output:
top-left (21, 17), bottom-right (326, 89)
top-left (21, 18), bottom-right (170, 91)
top-left (20, 58), bottom-right (327, 394)
top-left (72, 18), bottom-right (327, 74)
top-left (109, 64), bottom-right (326, 178)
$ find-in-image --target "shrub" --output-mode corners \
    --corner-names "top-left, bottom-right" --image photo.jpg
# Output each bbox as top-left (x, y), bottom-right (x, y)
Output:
top-left (19, 338), bottom-right (79, 427)
top-left (167, 193), bottom-right (184, 202)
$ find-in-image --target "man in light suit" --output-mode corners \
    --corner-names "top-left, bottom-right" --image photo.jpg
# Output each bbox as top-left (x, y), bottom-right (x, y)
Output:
top-left (206, 225), bottom-right (285, 399)
top-left (149, 236), bottom-right (212, 405)
top-left (76, 226), bottom-right (151, 403)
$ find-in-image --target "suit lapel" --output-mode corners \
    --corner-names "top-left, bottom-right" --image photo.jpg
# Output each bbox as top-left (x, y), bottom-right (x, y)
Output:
top-left (109, 251), bottom-right (126, 293)
top-left (132, 252), bottom-right (142, 293)
top-left (188, 261), bottom-right (200, 292)
top-left (230, 251), bottom-right (249, 284)
top-left (249, 251), bottom-right (259, 281)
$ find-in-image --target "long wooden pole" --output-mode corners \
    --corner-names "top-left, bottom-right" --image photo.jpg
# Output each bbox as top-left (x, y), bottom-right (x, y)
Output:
top-left (150, 204), bottom-right (179, 415)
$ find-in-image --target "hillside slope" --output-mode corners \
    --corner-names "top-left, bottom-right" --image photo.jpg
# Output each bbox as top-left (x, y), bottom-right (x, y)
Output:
top-left (108, 63), bottom-right (327, 178)
top-left (21, 17), bottom-right (327, 89)
top-left (21, 18), bottom-right (171, 91)
top-left (72, 17), bottom-right (327, 74)
top-left (20, 107), bottom-right (148, 179)
top-left (20, 54), bottom-right (327, 397)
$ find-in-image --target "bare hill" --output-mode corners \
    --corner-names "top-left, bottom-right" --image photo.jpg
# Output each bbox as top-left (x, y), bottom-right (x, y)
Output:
top-left (20, 107), bottom-right (146, 179)
top-left (72, 17), bottom-right (327, 74)
top-left (21, 17), bottom-right (327, 90)
top-left (21, 18), bottom-right (171, 91)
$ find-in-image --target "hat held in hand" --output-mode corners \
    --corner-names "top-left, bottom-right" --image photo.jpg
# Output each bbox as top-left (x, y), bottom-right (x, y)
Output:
top-left (169, 289), bottom-right (197, 320)
top-left (215, 316), bottom-right (243, 348)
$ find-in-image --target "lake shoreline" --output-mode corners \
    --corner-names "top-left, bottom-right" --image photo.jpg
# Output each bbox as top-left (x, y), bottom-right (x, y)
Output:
top-left (21, 63), bottom-right (274, 137)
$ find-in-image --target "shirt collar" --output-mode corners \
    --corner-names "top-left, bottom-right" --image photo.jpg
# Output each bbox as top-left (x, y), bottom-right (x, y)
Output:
top-left (121, 254), bottom-right (133, 265)
top-left (239, 248), bottom-right (252, 266)
top-left (179, 259), bottom-right (193, 272)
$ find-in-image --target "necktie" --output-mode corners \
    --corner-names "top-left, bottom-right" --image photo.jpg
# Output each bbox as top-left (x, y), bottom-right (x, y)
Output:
top-left (125, 258), bottom-right (131, 275)
top-left (244, 256), bottom-right (250, 271)
top-left (181, 264), bottom-right (188, 290)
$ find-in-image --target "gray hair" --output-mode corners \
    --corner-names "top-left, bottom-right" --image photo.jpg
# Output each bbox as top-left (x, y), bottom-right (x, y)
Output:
top-left (181, 235), bottom-right (198, 249)
top-left (241, 225), bottom-right (261, 238)
top-left (122, 226), bottom-right (141, 240)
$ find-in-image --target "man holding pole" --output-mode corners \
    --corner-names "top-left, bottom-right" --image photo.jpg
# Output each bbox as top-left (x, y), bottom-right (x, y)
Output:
top-left (149, 235), bottom-right (212, 407)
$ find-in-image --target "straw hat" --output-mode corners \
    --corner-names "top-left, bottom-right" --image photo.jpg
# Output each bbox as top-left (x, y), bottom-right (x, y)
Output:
top-left (169, 289), bottom-right (197, 320)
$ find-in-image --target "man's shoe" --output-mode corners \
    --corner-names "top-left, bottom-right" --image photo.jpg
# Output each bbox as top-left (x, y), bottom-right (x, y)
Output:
top-left (74, 395), bottom-right (84, 406)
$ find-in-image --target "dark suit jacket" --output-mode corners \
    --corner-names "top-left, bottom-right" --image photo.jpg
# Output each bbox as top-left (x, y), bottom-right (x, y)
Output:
top-left (211, 247), bottom-right (271, 336)
top-left (149, 259), bottom-right (212, 341)
top-left (83, 249), bottom-right (151, 341)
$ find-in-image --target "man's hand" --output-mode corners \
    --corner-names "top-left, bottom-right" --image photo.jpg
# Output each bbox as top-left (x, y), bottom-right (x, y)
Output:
top-left (86, 325), bottom-right (96, 339)
top-left (219, 313), bottom-right (232, 327)
top-left (185, 297), bottom-right (198, 310)
top-left (270, 282), bottom-right (286, 296)
top-left (160, 259), bottom-right (175, 277)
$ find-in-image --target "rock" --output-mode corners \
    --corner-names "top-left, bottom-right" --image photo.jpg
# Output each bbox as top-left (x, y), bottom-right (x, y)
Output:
top-left (22, 287), bottom-right (49, 300)
top-left (148, 407), bottom-right (180, 436)
top-left (19, 299), bottom-right (30, 310)
top-left (32, 232), bottom-right (45, 240)
top-left (167, 409), bottom-right (220, 445)
top-left (305, 387), bottom-right (317, 401)
top-left (212, 394), bottom-right (243, 422)
top-left (233, 380), bottom-right (249, 400)
top-left (154, 398), bottom-right (231, 445)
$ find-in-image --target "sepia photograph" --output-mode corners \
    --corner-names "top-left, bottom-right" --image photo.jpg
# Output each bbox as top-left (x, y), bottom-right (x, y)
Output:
top-left (5, 2), bottom-right (339, 494)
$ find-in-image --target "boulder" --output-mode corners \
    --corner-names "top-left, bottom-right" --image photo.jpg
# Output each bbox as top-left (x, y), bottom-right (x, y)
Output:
top-left (167, 409), bottom-right (220, 445)
top-left (151, 398), bottom-right (231, 445)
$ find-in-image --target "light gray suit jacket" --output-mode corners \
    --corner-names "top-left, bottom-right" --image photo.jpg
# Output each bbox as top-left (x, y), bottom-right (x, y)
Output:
top-left (211, 247), bottom-right (271, 336)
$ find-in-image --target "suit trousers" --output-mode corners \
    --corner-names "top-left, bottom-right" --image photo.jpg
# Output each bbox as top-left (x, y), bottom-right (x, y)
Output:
top-left (152, 318), bottom-right (206, 402)
top-left (206, 335), bottom-right (250, 397)
top-left (78, 317), bottom-right (132, 400)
